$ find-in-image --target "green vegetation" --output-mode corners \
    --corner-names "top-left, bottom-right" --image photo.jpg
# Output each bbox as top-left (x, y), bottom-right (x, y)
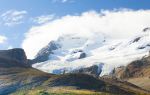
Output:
top-left (12, 87), bottom-right (118, 95)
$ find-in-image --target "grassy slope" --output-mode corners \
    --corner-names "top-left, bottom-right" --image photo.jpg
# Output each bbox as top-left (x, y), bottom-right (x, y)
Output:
top-left (5, 68), bottom-right (148, 95)
top-left (128, 77), bottom-right (150, 91)
top-left (127, 66), bottom-right (150, 91)
top-left (12, 87), bottom-right (118, 95)
top-left (0, 67), bottom-right (149, 95)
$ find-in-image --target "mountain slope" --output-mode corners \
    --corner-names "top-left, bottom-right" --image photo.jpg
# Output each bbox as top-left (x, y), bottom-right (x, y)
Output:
top-left (32, 27), bottom-right (150, 76)
top-left (111, 53), bottom-right (150, 91)
top-left (0, 49), bottom-right (149, 95)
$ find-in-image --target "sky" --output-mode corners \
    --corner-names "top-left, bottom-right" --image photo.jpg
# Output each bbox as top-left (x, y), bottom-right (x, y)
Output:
top-left (0, 0), bottom-right (150, 58)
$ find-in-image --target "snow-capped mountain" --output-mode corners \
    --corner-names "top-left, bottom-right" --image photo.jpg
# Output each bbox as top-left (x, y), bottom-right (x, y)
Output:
top-left (32, 27), bottom-right (150, 76)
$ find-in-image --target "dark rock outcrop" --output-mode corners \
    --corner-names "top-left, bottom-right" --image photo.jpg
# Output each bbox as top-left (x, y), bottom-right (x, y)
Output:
top-left (137, 43), bottom-right (150, 49)
top-left (71, 64), bottom-right (104, 77)
top-left (143, 27), bottom-right (150, 32)
top-left (0, 48), bottom-right (29, 67)
top-left (32, 41), bottom-right (60, 64)
top-left (79, 52), bottom-right (86, 59)
top-left (71, 49), bottom-right (86, 59)
top-left (133, 37), bottom-right (141, 43)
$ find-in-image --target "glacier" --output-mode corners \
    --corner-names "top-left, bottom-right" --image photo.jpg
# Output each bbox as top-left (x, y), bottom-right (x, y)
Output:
top-left (32, 28), bottom-right (150, 76)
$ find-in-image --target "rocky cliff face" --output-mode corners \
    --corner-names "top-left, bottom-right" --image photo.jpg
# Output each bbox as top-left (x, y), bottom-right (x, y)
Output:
top-left (112, 53), bottom-right (150, 79)
top-left (32, 41), bottom-right (60, 64)
top-left (0, 48), bottom-right (30, 67)
top-left (110, 53), bottom-right (150, 91)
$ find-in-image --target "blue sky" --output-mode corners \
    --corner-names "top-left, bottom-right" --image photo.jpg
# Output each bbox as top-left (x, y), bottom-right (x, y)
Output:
top-left (0, 0), bottom-right (150, 50)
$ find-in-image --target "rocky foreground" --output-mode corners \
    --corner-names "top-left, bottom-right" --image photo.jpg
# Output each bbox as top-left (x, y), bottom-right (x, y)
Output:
top-left (0, 48), bottom-right (150, 95)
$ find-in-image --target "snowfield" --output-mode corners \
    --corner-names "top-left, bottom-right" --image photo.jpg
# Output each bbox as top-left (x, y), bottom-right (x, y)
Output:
top-left (32, 28), bottom-right (150, 76)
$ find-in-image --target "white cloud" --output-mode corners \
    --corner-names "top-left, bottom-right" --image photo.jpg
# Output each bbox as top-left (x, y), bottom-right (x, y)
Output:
top-left (52, 0), bottom-right (74, 3)
top-left (0, 35), bottom-right (7, 44)
top-left (7, 46), bottom-right (13, 49)
top-left (0, 10), bottom-right (27, 26)
top-left (22, 9), bottom-right (150, 59)
top-left (32, 14), bottom-right (55, 24)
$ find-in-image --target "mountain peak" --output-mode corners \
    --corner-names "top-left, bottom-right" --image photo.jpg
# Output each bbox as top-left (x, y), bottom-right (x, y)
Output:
top-left (32, 41), bottom-right (60, 63)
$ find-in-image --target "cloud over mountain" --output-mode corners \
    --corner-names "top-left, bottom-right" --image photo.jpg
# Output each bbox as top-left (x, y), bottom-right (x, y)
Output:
top-left (22, 9), bottom-right (150, 59)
